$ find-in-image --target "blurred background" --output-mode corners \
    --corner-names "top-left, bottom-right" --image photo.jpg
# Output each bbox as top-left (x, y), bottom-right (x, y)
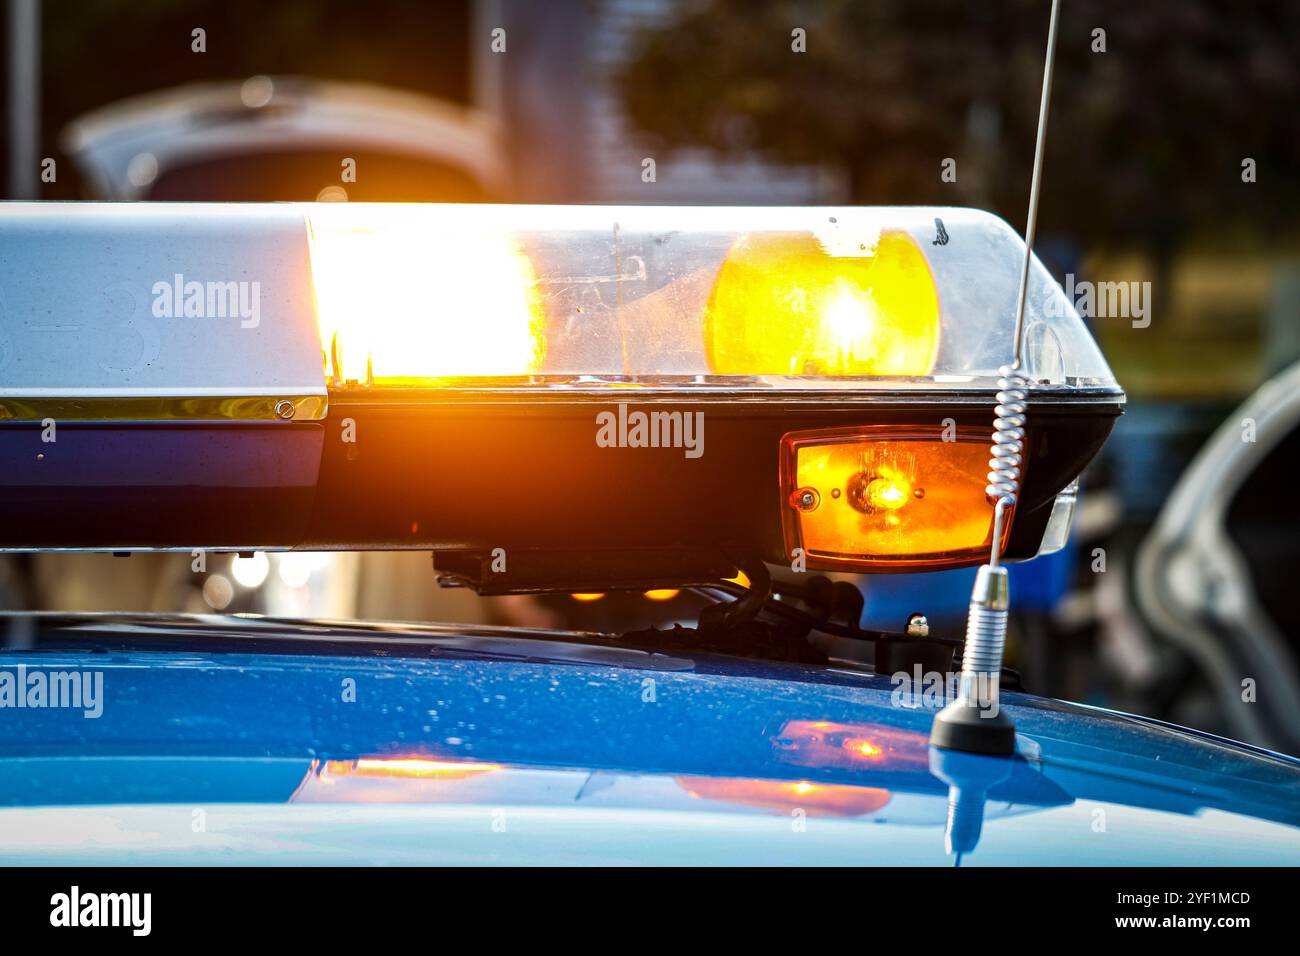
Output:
top-left (3, 0), bottom-right (1300, 753)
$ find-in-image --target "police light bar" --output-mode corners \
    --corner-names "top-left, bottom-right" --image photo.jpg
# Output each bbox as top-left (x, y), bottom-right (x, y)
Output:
top-left (0, 203), bottom-right (1121, 588)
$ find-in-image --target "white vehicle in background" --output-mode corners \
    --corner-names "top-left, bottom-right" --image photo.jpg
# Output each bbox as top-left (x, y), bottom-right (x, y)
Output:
top-left (1136, 360), bottom-right (1300, 756)
top-left (61, 75), bottom-right (509, 202)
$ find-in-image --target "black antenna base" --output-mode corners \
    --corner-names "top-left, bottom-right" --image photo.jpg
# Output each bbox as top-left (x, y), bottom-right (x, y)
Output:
top-left (930, 701), bottom-right (1016, 756)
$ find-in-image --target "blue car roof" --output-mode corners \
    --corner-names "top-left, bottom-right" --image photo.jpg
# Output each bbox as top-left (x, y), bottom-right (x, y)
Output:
top-left (0, 613), bottom-right (1297, 865)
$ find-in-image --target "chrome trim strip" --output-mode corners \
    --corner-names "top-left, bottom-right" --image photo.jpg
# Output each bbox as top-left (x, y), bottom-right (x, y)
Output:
top-left (0, 392), bottom-right (328, 422)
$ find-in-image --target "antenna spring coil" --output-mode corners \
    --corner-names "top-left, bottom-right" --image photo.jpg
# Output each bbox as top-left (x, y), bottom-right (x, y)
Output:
top-left (986, 365), bottom-right (1029, 505)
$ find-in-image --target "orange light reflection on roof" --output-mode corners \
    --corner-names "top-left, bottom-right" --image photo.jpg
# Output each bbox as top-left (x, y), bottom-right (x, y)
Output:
top-left (322, 758), bottom-right (502, 780)
top-left (676, 776), bottom-right (892, 817)
top-left (843, 737), bottom-right (883, 760)
top-left (772, 720), bottom-right (930, 770)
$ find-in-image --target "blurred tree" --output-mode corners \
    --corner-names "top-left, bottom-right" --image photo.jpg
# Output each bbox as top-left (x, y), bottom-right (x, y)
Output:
top-left (617, 0), bottom-right (1300, 267)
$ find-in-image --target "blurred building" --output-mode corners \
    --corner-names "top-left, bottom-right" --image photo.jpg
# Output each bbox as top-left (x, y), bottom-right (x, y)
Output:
top-left (496, 0), bottom-right (838, 203)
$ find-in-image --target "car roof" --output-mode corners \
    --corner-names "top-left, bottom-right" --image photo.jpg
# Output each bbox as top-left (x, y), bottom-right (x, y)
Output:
top-left (1, 613), bottom-right (1297, 865)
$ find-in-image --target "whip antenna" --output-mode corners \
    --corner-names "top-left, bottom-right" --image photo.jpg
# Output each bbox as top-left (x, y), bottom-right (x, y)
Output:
top-left (931, 0), bottom-right (1061, 755)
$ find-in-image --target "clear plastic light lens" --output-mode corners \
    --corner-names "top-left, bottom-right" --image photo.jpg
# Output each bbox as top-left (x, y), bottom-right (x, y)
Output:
top-left (303, 204), bottom-right (1118, 391)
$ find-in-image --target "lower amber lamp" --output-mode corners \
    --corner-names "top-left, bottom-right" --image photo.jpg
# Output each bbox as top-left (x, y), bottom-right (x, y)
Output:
top-left (779, 426), bottom-right (1014, 572)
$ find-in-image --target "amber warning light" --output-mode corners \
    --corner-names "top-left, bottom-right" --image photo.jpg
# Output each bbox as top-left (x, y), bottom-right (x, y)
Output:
top-left (0, 201), bottom-right (1120, 568)
top-left (780, 426), bottom-right (1013, 572)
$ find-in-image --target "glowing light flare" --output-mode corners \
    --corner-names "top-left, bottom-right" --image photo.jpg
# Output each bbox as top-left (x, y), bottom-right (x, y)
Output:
top-left (230, 551), bottom-right (270, 588)
top-left (725, 569), bottom-right (752, 589)
top-left (852, 472), bottom-right (912, 513)
top-left (275, 551), bottom-right (329, 589)
top-left (308, 210), bottom-right (547, 384)
top-left (704, 229), bottom-right (941, 377)
top-left (644, 589), bottom-right (681, 601)
top-left (780, 428), bottom-right (1011, 571)
top-left (202, 574), bottom-right (233, 610)
top-left (843, 737), bottom-right (883, 759)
